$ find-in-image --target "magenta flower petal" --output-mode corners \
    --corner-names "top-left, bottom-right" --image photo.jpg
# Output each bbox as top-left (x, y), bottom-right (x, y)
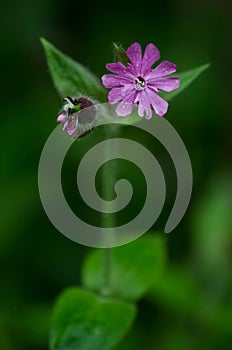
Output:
top-left (58, 110), bottom-right (78, 136)
top-left (135, 90), bottom-right (152, 119)
top-left (148, 77), bottom-right (180, 92)
top-left (141, 43), bottom-right (160, 76)
top-left (106, 62), bottom-right (126, 74)
top-left (116, 102), bottom-right (133, 117)
top-left (120, 84), bottom-right (135, 97)
top-left (108, 87), bottom-right (123, 104)
top-left (121, 85), bottom-right (137, 103)
top-left (66, 128), bottom-right (76, 136)
top-left (146, 60), bottom-right (177, 80)
top-left (146, 88), bottom-right (168, 116)
top-left (126, 42), bottom-right (142, 74)
top-left (65, 118), bottom-right (79, 135)
top-left (57, 112), bottom-right (67, 123)
top-left (145, 106), bottom-right (152, 119)
top-left (115, 86), bottom-right (137, 116)
top-left (102, 74), bottom-right (131, 88)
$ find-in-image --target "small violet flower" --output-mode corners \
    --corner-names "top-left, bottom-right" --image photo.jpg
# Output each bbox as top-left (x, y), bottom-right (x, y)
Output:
top-left (57, 97), bottom-right (96, 136)
top-left (102, 42), bottom-right (180, 119)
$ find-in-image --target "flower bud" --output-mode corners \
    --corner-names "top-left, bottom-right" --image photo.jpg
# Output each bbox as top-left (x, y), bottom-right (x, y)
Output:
top-left (76, 97), bottom-right (97, 125)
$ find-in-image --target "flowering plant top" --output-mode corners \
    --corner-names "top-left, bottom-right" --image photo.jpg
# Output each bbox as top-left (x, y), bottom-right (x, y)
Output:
top-left (40, 37), bottom-right (210, 350)
top-left (41, 38), bottom-right (209, 137)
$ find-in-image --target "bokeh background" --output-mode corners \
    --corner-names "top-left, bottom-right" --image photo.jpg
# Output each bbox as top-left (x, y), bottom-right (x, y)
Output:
top-left (1, 0), bottom-right (232, 349)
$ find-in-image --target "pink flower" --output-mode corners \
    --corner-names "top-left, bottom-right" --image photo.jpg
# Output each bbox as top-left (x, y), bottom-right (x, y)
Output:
top-left (57, 97), bottom-right (79, 135)
top-left (102, 43), bottom-right (180, 119)
top-left (57, 97), bottom-right (96, 136)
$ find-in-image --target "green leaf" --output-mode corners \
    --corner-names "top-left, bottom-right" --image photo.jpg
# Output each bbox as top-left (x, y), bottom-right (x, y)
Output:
top-left (41, 38), bottom-right (106, 102)
top-left (160, 63), bottom-right (210, 101)
top-left (82, 235), bottom-right (166, 301)
top-left (50, 287), bottom-right (136, 350)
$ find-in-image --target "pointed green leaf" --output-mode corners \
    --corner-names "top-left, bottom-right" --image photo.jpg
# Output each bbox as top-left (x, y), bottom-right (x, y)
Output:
top-left (50, 287), bottom-right (136, 350)
top-left (82, 235), bottom-right (166, 301)
top-left (41, 38), bottom-right (107, 102)
top-left (161, 63), bottom-right (210, 101)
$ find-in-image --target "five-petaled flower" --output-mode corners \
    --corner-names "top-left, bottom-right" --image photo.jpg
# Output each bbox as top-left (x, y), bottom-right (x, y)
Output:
top-left (102, 42), bottom-right (180, 119)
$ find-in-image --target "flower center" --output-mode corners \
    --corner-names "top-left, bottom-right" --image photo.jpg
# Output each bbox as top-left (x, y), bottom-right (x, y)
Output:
top-left (135, 77), bottom-right (146, 90)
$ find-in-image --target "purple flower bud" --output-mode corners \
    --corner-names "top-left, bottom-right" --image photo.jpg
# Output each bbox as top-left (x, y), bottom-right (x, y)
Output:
top-left (76, 97), bottom-right (96, 125)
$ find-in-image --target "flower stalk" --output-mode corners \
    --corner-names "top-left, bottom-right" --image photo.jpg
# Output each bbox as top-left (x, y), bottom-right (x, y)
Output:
top-left (101, 125), bottom-right (120, 295)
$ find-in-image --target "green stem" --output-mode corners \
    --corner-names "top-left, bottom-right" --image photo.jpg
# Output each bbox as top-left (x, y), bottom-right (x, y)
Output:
top-left (101, 125), bottom-right (119, 295)
top-left (102, 247), bottom-right (113, 295)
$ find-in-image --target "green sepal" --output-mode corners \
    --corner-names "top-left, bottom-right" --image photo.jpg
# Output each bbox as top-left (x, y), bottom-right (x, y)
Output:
top-left (71, 104), bottom-right (81, 113)
top-left (113, 43), bottom-right (131, 65)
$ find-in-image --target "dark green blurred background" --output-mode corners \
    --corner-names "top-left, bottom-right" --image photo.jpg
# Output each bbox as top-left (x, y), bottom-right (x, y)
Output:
top-left (1, 0), bottom-right (232, 349)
